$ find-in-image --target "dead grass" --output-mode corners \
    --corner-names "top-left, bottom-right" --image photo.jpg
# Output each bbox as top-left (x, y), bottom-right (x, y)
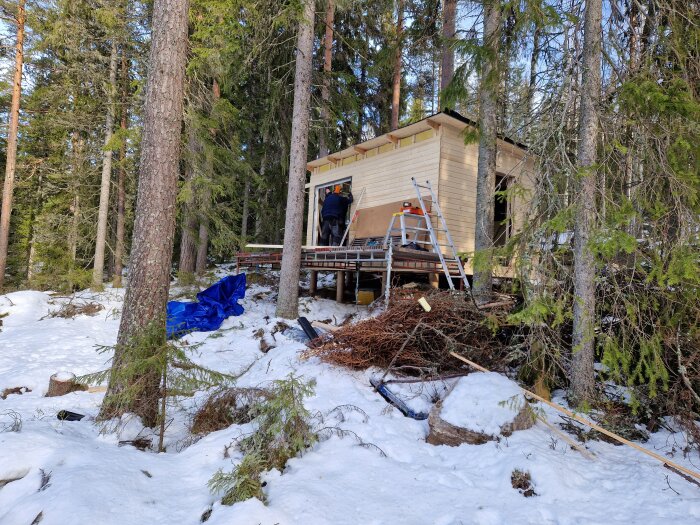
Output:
top-left (511, 468), bottom-right (536, 497)
top-left (246, 272), bottom-right (277, 287)
top-left (1, 386), bottom-right (31, 400)
top-left (191, 387), bottom-right (272, 435)
top-left (48, 301), bottom-right (104, 319)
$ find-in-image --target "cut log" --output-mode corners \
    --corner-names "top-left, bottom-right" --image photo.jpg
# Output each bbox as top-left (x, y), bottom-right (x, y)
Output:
top-left (46, 372), bottom-right (86, 397)
top-left (427, 372), bottom-right (535, 446)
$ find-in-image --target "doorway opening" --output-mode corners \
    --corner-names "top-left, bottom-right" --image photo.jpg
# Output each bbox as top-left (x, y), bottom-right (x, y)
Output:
top-left (312, 177), bottom-right (352, 245)
top-left (494, 174), bottom-right (511, 248)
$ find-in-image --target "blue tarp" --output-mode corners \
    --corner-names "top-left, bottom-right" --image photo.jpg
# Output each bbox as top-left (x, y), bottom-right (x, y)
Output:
top-left (166, 274), bottom-right (246, 338)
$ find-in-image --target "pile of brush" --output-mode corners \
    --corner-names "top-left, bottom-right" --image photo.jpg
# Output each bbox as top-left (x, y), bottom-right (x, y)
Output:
top-left (303, 290), bottom-right (513, 376)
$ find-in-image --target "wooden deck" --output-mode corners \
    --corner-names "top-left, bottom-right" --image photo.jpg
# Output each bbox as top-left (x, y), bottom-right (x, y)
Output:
top-left (235, 244), bottom-right (467, 304)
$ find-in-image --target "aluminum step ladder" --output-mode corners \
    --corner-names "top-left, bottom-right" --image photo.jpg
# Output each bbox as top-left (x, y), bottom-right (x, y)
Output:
top-left (383, 178), bottom-right (470, 291)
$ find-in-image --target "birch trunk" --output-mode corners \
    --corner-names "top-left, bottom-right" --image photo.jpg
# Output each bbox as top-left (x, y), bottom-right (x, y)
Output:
top-left (440, 0), bottom-right (456, 97)
top-left (391, 0), bottom-right (404, 131)
top-left (101, 0), bottom-right (189, 427)
top-left (571, 0), bottom-right (602, 405)
top-left (318, 0), bottom-right (334, 158)
top-left (473, 0), bottom-right (501, 303)
top-left (276, 0), bottom-right (315, 319)
top-left (0, 0), bottom-right (26, 290)
top-left (92, 43), bottom-right (119, 290)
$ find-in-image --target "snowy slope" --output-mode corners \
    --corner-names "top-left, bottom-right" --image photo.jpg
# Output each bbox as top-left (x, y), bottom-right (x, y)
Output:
top-left (1, 271), bottom-right (699, 525)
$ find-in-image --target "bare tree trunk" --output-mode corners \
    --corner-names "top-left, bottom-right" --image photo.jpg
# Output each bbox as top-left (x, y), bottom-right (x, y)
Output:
top-left (276, 0), bottom-right (315, 319)
top-left (178, 126), bottom-right (198, 275)
top-left (241, 177), bottom-right (250, 243)
top-left (527, 22), bottom-right (540, 116)
top-left (473, 0), bottom-right (502, 303)
top-left (440, 0), bottom-right (456, 99)
top-left (358, 53), bottom-right (366, 141)
top-left (26, 167), bottom-right (41, 283)
top-left (101, 0), bottom-right (189, 427)
top-left (92, 43), bottom-right (119, 290)
top-left (0, 0), bottom-right (26, 290)
top-left (195, 215), bottom-right (209, 275)
top-left (527, 20), bottom-right (540, 143)
top-left (391, 0), bottom-right (404, 131)
top-left (318, 0), bottom-right (335, 158)
top-left (113, 51), bottom-right (129, 288)
top-left (68, 131), bottom-right (84, 290)
top-left (571, 0), bottom-right (602, 405)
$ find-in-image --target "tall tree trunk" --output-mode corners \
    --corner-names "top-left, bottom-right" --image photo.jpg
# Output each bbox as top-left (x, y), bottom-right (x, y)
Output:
top-left (178, 126), bottom-right (199, 276)
top-left (241, 177), bottom-right (250, 242)
top-left (358, 53), bottom-right (366, 142)
top-left (440, 0), bottom-right (456, 99)
top-left (571, 0), bottom-right (602, 405)
top-left (318, 0), bottom-right (335, 158)
top-left (499, 8), bottom-right (517, 128)
top-left (92, 43), bottom-right (119, 289)
top-left (26, 167), bottom-right (41, 283)
top-left (253, 131), bottom-right (270, 242)
top-left (194, 79), bottom-right (220, 276)
top-left (101, 0), bottom-right (189, 427)
top-left (391, 0), bottom-right (404, 131)
top-left (527, 20), bottom-right (540, 140)
top-left (195, 216), bottom-right (209, 275)
top-left (68, 131), bottom-right (85, 291)
top-left (473, 0), bottom-right (502, 303)
top-left (276, 0), bottom-right (315, 319)
top-left (113, 51), bottom-right (129, 288)
top-left (0, 0), bottom-right (26, 290)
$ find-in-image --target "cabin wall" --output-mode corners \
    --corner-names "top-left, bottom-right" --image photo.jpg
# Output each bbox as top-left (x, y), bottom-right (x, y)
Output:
top-left (437, 124), bottom-right (537, 271)
top-left (306, 135), bottom-right (441, 244)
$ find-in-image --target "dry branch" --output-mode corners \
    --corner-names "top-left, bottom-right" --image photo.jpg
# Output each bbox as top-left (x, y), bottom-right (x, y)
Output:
top-left (302, 291), bottom-right (512, 375)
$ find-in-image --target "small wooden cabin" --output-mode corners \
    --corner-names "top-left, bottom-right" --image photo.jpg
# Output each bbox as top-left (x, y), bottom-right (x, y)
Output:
top-left (305, 110), bottom-right (536, 273)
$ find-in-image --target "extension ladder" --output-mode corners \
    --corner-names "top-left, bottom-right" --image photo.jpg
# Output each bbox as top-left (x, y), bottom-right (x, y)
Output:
top-left (383, 178), bottom-right (471, 290)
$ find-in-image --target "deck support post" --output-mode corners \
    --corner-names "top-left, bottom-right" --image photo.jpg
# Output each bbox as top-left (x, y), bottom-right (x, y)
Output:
top-left (429, 273), bottom-right (440, 289)
top-left (309, 270), bottom-right (318, 296)
top-left (384, 244), bottom-right (393, 308)
top-left (336, 271), bottom-right (345, 302)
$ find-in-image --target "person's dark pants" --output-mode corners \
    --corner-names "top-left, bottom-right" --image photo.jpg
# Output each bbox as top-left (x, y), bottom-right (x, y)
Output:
top-left (320, 216), bottom-right (343, 246)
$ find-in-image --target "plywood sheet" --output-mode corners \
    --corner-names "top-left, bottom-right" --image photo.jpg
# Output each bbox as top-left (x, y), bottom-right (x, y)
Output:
top-left (352, 199), bottom-right (432, 240)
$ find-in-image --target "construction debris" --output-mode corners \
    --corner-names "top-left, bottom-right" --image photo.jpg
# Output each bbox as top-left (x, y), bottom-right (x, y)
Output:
top-left (369, 377), bottom-right (428, 420)
top-left (56, 410), bottom-right (85, 421)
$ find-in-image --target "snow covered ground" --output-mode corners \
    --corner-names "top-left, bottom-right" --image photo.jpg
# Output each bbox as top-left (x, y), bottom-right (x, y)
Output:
top-left (1, 267), bottom-right (699, 525)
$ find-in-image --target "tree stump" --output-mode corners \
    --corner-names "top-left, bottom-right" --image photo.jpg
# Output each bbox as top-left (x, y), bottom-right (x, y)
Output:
top-left (46, 372), bottom-right (85, 397)
top-left (427, 373), bottom-right (535, 447)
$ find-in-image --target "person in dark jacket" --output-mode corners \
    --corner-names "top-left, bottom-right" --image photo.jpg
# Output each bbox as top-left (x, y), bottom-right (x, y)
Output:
top-left (320, 185), bottom-right (353, 246)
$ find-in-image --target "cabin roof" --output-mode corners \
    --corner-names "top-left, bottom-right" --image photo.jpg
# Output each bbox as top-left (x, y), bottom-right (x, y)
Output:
top-left (307, 109), bottom-right (528, 171)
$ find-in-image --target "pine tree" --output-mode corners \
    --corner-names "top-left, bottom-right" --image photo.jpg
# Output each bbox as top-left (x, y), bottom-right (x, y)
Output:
top-left (276, 0), bottom-right (316, 319)
top-left (390, 0), bottom-right (404, 131)
top-left (0, 0), bottom-right (26, 290)
top-left (101, 0), bottom-right (190, 426)
top-left (570, 0), bottom-right (602, 405)
top-left (440, 0), bottom-right (456, 97)
top-left (473, 0), bottom-right (502, 303)
top-left (92, 42), bottom-right (119, 290)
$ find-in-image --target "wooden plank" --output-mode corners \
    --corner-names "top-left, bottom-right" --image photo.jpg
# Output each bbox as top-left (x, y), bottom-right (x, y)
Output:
top-left (449, 352), bottom-right (700, 482)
